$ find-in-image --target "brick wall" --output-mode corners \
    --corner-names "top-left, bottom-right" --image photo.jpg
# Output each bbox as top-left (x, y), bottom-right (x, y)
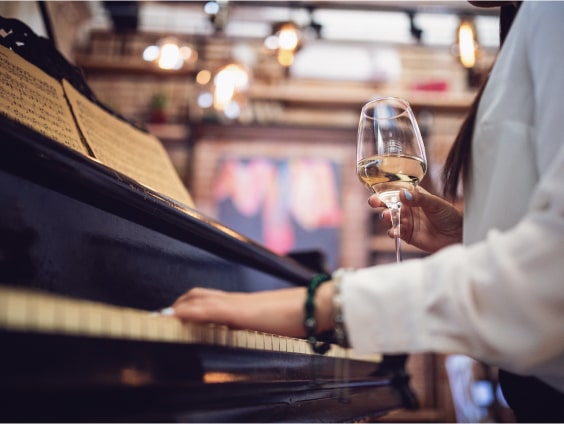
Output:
top-left (190, 125), bottom-right (370, 270)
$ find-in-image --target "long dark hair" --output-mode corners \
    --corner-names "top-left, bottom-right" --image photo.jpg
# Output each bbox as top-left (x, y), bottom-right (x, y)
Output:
top-left (442, 3), bottom-right (522, 200)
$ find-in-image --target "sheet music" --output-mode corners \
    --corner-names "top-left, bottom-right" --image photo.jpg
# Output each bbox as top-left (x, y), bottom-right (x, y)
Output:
top-left (0, 45), bottom-right (88, 155)
top-left (62, 80), bottom-right (195, 208)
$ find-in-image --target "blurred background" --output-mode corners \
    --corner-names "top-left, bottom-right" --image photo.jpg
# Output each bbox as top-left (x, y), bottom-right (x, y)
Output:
top-left (0, 1), bottom-right (511, 422)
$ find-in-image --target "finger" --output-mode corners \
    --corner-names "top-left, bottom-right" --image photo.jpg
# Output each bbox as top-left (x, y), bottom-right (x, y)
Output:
top-left (368, 194), bottom-right (386, 208)
top-left (401, 186), bottom-right (439, 210)
top-left (387, 223), bottom-right (413, 242)
top-left (173, 294), bottom-right (235, 326)
top-left (173, 287), bottom-right (226, 307)
top-left (400, 188), bottom-right (414, 203)
top-left (173, 299), bottom-right (209, 320)
top-left (380, 209), bottom-right (391, 223)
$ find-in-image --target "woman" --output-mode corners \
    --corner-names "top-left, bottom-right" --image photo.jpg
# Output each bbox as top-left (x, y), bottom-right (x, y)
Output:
top-left (169, 2), bottom-right (564, 420)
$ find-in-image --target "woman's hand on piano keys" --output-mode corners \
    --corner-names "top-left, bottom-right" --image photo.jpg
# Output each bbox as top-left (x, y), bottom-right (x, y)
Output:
top-left (169, 283), bottom-right (335, 339)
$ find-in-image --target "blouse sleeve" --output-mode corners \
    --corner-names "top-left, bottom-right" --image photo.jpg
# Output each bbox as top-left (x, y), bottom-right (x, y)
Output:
top-left (342, 2), bottom-right (564, 390)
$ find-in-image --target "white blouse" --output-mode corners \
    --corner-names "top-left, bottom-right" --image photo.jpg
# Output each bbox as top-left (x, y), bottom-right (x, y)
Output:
top-left (342, 1), bottom-right (564, 393)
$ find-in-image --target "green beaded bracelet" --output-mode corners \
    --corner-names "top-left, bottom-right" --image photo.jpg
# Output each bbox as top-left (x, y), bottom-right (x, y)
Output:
top-left (304, 273), bottom-right (332, 354)
top-left (332, 268), bottom-right (350, 348)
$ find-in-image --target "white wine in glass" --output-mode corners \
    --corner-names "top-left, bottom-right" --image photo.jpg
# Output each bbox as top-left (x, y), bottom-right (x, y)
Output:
top-left (356, 97), bottom-right (427, 263)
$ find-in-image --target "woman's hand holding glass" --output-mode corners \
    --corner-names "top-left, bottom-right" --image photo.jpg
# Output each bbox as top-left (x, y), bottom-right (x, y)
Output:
top-left (369, 187), bottom-right (463, 253)
top-left (356, 97), bottom-right (428, 262)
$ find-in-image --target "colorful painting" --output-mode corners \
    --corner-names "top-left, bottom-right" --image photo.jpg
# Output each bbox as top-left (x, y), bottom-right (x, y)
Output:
top-left (214, 156), bottom-right (342, 271)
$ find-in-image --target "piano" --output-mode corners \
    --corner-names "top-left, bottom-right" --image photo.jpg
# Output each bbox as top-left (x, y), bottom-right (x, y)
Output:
top-left (0, 16), bottom-right (416, 422)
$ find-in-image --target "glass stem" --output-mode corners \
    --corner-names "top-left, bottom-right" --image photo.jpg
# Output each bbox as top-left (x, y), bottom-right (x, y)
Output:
top-left (389, 202), bottom-right (402, 263)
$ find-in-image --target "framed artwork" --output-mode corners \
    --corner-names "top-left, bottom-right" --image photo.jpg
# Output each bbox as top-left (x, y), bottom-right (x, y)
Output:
top-left (213, 156), bottom-right (342, 271)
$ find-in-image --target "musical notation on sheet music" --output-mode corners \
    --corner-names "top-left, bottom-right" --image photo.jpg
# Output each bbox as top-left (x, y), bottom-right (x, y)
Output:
top-left (0, 45), bottom-right (87, 154)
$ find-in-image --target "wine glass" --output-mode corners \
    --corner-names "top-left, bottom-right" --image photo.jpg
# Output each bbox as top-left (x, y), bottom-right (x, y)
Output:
top-left (356, 97), bottom-right (427, 263)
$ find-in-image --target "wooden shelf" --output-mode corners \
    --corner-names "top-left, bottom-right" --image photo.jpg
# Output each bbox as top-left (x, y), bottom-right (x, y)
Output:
top-left (76, 55), bottom-right (196, 77)
top-left (77, 58), bottom-right (476, 114)
top-left (248, 80), bottom-right (475, 112)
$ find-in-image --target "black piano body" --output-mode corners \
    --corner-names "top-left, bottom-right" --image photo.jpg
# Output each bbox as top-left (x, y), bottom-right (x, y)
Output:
top-left (0, 16), bottom-right (416, 422)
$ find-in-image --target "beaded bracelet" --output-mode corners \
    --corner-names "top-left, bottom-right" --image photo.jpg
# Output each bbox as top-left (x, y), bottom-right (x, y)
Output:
top-left (331, 268), bottom-right (350, 348)
top-left (304, 273), bottom-right (332, 354)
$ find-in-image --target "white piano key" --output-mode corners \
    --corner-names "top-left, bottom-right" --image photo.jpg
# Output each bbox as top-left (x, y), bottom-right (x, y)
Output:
top-left (255, 332), bottom-right (265, 350)
top-left (264, 334), bottom-right (273, 351)
top-left (246, 331), bottom-right (256, 349)
top-left (272, 334), bottom-right (280, 351)
top-left (3, 288), bottom-right (28, 330)
top-left (85, 303), bottom-right (106, 336)
top-left (214, 325), bottom-right (228, 346)
top-left (279, 336), bottom-right (287, 352)
top-left (60, 298), bottom-right (83, 334)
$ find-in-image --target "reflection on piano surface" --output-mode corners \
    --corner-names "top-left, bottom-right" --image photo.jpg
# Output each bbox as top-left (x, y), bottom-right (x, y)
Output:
top-left (0, 15), bottom-right (416, 422)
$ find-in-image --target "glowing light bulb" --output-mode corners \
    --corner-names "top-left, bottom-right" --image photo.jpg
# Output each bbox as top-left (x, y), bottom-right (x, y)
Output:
top-left (278, 24), bottom-right (299, 51)
top-left (458, 21), bottom-right (476, 68)
top-left (158, 41), bottom-right (182, 70)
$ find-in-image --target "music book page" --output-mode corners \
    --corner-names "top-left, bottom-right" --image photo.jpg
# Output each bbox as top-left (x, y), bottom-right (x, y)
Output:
top-left (0, 45), bottom-right (88, 155)
top-left (0, 44), bottom-right (194, 208)
top-left (62, 80), bottom-right (195, 208)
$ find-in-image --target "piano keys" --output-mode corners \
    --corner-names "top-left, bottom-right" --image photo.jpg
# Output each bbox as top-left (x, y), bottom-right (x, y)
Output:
top-left (0, 285), bottom-right (338, 355)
